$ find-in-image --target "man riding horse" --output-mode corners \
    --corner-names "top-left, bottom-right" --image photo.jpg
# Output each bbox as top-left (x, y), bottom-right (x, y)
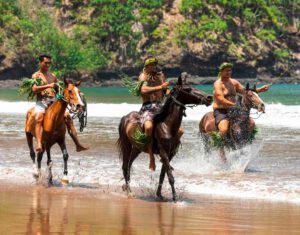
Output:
top-left (138, 56), bottom-right (183, 171)
top-left (211, 62), bottom-right (269, 160)
top-left (25, 54), bottom-right (88, 153)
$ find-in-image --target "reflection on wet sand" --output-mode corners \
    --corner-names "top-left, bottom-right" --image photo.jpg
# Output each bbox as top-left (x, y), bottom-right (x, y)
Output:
top-left (1, 185), bottom-right (300, 234)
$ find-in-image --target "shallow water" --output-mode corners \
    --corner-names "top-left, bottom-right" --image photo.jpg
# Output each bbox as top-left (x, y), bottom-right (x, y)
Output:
top-left (0, 111), bottom-right (299, 204)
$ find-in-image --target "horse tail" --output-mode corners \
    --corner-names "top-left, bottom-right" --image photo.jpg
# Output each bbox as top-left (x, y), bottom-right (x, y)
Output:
top-left (117, 116), bottom-right (132, 162)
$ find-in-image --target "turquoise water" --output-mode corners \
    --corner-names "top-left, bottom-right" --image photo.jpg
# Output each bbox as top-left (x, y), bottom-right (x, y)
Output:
top-left (1, 84), bottom-right (299, 105)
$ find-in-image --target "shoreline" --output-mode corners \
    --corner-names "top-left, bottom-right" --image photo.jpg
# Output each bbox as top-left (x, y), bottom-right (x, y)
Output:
top-left (0, 75), bottom-right (299, 89)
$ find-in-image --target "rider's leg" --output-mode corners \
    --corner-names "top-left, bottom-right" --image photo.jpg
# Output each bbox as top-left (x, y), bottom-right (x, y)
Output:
top-left (34, 112), bottom-right (44, 153)
top-left (64, 113), bottom-right (88, 152)
top-left (248, 117), bottom-right (255, 132)
top-left (144, 120), bottom-right (155, 171)
top-left (218, 119), bottom-right (229, 137)
top-left (178, 127), bottom-right (184, 138)
top-left (217, 119), bottom-right (229, 163)
top-left (25, 107), bottom-right (35, 133)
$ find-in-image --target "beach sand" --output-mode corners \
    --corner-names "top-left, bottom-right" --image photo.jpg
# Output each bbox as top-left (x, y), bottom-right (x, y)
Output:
top-left (0, 181), bottom-right (300, 235)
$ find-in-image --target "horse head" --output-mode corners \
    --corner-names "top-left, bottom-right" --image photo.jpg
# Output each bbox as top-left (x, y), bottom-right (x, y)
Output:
top-left (174, 73), bottom-right (213, 106)
top-left (244, 83), bottom-right (265, 113)
top-left (63, 78), bottom-right (85, 112)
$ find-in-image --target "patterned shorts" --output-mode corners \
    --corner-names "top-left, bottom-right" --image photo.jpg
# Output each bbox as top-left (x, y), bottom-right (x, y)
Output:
top-left (139, 101), bottom-right (162, 127)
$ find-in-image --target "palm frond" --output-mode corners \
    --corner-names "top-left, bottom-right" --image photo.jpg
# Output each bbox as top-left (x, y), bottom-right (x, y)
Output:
top-left (18, 77), bottom-right (43, 100)
top-left (122, 76), bottom-right (145, 97)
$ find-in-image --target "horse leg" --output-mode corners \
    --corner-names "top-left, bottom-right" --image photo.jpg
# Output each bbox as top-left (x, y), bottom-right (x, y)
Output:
top-left (200, 133), bottom-right (211, 154)
top-left (156, 165), bottom-right (166, 200)
top-left (122, 147), bottom-right (140, 195)
top-left (36, 150), bottom-right (44, 183)
top-left (219, 146), bottom-right (226, 163)
top-left (58, 141), bottom-right (69, 185)
top-left (45, 145), bottom-right (53, 186)
top-left (159, 150), bottom-right (177, 201)
top-left (26, 132), bottom-right (38, 178)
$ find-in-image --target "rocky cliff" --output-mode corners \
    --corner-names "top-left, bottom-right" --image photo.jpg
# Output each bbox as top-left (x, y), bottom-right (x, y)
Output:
top-left (0, 0), bottom-right (299, 86)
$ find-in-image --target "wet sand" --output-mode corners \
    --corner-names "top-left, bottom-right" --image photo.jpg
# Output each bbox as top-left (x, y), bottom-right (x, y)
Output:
top-left (1, 182), bottom-right (300, 235)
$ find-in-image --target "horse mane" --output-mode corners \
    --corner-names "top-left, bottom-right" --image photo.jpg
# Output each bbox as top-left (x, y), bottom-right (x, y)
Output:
top-left (153, 93), bottom-right (174, 125)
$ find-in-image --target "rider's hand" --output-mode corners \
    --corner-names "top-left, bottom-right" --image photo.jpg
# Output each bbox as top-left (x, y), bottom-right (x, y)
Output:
top-left (161, 82), bottom-right (169, 90)
top-left (48, 82), bottom-right (58, 89)
top-left (259, 84), bottom-right (270, 92)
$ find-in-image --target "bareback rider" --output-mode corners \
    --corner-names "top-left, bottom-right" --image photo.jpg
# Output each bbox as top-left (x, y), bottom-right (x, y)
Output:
top-left (213, 62), bottom-right (270, 138)
top-left (138, 56), bottom-right (171, 171)
top-left (26, 54), bottom-right (88, 153)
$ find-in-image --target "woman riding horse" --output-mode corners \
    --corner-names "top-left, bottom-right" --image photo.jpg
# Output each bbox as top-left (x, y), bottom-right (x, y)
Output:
top-left (118, 75), bottom-right (213, 201)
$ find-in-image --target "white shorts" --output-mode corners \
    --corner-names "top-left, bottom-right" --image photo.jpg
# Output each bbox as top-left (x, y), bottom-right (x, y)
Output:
top-left (34, 98), bottom-right (56, 114)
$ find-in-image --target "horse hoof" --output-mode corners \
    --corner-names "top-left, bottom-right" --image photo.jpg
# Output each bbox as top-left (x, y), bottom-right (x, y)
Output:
top-left (173, 195), bottom-right (178, 202)
top-left (61, 176), bottom-right (69, 186)
top-left (32, 165), bottom-right (39, 179)
top-left (156, 194), bottom-right (164, 201)
top-left (122, 184), bottom-right (127, 191)
top-left (127, 192), bottom-right (135, 199)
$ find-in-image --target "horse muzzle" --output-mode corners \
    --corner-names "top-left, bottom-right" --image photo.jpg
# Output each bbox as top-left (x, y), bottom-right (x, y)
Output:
top-left (258, 103), bottom-right (265, 113)
top-left (204, 95), bottom-right (213, 106)
top-left (70, 103), bottom-right (84, 112)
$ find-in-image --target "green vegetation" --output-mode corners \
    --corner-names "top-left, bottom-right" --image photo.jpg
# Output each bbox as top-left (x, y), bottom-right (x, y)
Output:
top-left (177, 0), bottom-right (295, 62)
top-left (0, 0), bottom-right (298, 78)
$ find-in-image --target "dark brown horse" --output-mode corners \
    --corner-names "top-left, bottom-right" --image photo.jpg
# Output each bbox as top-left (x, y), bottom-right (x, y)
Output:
top-left (117, 75), bottom-right (213, 201)
top-left (199, 84), bottom-right (265, 160)
top-left (25, 79), bottom-right (84, 185)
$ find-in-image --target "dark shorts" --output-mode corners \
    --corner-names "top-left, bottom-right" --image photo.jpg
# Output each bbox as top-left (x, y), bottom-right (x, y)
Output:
top-left (213, 109), bottom-right (229, 127)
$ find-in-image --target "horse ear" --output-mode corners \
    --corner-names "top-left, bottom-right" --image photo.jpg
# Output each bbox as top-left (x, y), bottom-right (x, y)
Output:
top-left (246, 83), bottom-right (249, 91)
top-left (75, 80), bottom-right (81, 87)
top-left (64, 78), bottom-right (69, 88)
top-left (177, 75), bottom-right (182, 85)
top-left (181, 72), bottom-right (188, 84)
top-left (253, 84), bottom-right (257, 91)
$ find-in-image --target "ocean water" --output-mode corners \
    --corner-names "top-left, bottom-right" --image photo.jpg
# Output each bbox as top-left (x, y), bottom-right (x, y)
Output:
top-left (0, 84), bottom-right (299, 204)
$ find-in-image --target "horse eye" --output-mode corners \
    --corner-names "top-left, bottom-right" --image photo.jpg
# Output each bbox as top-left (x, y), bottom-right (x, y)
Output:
top-left (68, 90), bottom-right (72, 94)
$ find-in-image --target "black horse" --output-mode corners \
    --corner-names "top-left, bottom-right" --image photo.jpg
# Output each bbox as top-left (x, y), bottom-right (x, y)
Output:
top-left (117, 75), bottom-right (213, 201)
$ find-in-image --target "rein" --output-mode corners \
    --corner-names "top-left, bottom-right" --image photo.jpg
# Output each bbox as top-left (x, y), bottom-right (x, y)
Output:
top-left (171, 93), bottom-right (187, 117)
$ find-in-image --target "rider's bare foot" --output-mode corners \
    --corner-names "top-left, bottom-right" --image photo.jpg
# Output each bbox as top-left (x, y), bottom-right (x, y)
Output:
top-left (76, 145), bottom-right (89, 152)
top-left (36, 145), bottom-right (43, 153)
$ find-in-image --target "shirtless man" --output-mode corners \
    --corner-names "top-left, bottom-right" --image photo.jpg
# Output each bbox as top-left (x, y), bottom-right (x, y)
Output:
top-left (27, 54), bottom-right (88, 153)
top-left (138, 56), bottom-right (170, 171)
top-left (213, 62), bottom-right (270, 138)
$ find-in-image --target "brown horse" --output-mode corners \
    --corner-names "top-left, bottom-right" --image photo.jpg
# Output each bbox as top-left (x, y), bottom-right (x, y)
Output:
top-left (117, 75), bottom-right (213, 201)
top-left (199, 84), bottom-right (265, 160)
top-left (25, 79), bottom-right (84, 185)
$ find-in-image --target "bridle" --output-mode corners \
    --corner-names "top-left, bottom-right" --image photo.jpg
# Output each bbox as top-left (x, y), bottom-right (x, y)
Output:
top-left (57, 84), bottom-right (87, 132)
top-left (170, 85), bottom-right (207, 116)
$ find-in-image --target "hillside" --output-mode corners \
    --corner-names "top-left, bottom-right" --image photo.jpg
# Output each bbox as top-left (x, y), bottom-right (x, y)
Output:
top-left (0, 0), bottom-right (299, 86)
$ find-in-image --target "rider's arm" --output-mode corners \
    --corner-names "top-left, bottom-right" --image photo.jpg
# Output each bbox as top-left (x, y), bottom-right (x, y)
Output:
top-left (235, 80), bottom-right (246, 94)
top-left (214, 82), bottom-right (235, 107)
top-left (160, 73), bottom-right (171, 96)
top-left (139, 74), bottom-right (169, 94)
top-left (256, 84), bottom-right (270, 93)
top-left (31, 74), bottom-right (57, 94)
